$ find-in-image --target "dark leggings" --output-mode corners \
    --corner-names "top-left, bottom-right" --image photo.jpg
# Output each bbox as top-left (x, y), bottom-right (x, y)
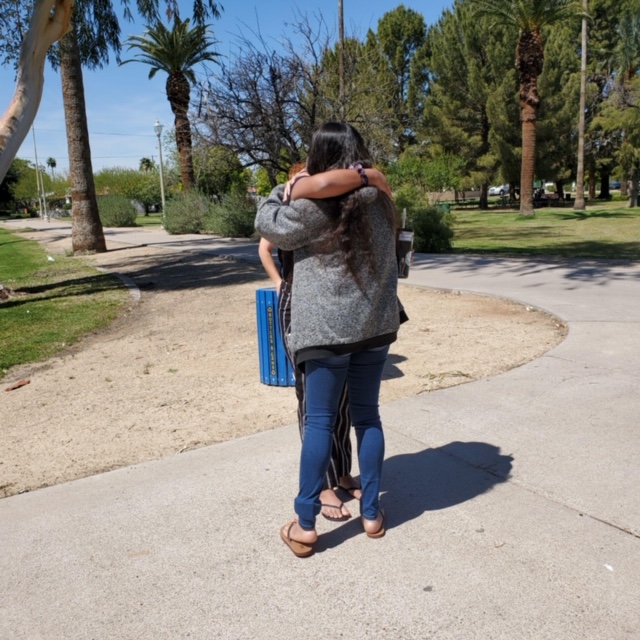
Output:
top-left (277, 281), bottom-right (352, 490)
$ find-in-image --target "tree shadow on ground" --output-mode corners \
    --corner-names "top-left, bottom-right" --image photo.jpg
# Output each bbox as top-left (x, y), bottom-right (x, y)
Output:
top-left (96, 251), bottom-right (269, 293)
top-left (555, 210), bottom-right (636, 220)
top-left (4, 252), bottom-right (270, 308)
top-left (413, 253), bottom-right (640, 285)
top-left (3, 273), bottom-right (124, 308)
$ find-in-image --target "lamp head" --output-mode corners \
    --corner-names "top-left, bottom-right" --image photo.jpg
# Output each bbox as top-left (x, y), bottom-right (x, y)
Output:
top-left (154, 120), bottom-right (163, 137)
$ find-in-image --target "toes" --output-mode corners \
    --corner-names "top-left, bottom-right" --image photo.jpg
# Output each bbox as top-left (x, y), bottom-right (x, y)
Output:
top-left (321, 503), bottom-right (351, 519)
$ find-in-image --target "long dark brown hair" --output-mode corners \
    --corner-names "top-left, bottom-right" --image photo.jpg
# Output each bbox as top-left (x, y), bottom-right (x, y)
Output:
top-left (306, 122), bottom-right (395, 285)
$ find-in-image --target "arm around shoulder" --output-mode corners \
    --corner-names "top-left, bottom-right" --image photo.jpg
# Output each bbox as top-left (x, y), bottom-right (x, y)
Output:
top-left (289, 167), bottom-right (392, 201)
top-left (255, 185), bottom-right (326, 251)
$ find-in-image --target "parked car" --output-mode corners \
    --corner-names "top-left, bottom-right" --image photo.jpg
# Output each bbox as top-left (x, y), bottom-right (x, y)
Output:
top-left (488, 184), bottom-right (509, 196)
top-left (610, 180), bottom-right (621, 189)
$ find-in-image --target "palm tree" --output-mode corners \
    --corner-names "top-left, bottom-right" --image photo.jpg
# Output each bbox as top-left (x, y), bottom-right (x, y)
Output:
top-left (139, 157), bottom-right (155, 172)
top-left (60, 25), bottom-right (107, 253)
top-left (472, 0), bottom-right (584, 215)
top-left (46, 157), bottom-right (57, 180)
top-left (122, 18), bottom-right (220, 190)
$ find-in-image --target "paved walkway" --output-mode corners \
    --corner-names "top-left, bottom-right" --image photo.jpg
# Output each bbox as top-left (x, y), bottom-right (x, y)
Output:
top-left (2, 220), bottom-right (640, 639)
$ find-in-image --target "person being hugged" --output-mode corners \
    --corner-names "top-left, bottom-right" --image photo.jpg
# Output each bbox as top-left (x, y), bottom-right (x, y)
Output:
top-left (255, 122), bottom-right (399, 557)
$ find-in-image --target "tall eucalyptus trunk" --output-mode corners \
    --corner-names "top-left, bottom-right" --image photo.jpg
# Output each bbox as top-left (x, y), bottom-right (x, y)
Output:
top-left (0, 0), bottom-right (73, 182)
top-left (167, 71), bottom-right (194, 190)
top-left (479, 108), bottom-right (490, 210)
top-left (60, 25), bottom-right (105, 253)
top-left (573, 0), bottom-right (588, 211)
top-left (620, 177), bottom-right (628, 198)
top-left (628, 168), bottom-right (638, 208)
top-left (588, 165), bottom-right (596, 199)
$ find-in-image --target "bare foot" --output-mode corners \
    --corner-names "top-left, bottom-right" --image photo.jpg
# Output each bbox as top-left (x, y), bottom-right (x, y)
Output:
top-left (362, 510), bottom-right (385, 538)
top-left (320, 488), bottom-right (351, 520)
top-left (337, 475), bottom-right (362, 501)
top-left (286, 520), bottom-right (318, 545)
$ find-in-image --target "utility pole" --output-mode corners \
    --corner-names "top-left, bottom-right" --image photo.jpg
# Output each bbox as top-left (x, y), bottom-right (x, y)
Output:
top-left (154, 120), bottom-right (166, 225)
top-left (574, 0), bottom-right (588, 211)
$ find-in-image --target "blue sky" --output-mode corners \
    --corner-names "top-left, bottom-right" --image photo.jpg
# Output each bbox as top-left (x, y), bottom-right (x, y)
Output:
top-left (1, 0), bottom-right (453, 174)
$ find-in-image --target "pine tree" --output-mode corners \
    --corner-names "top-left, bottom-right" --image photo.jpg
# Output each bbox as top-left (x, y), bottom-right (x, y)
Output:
top-left (423, 0), bottom-right (515, 207)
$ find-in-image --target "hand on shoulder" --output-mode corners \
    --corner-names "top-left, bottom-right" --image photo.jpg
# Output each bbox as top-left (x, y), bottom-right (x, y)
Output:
top-left (365, 168), bottom-right (392, 200)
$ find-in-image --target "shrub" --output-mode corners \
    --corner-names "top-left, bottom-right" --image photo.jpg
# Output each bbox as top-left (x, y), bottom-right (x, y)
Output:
top-left (163, 190), bottom-right (211, 234)
top-left (410, 206), bottom-right (455, 253)
top-left (393, 183), bottom-right (429, 220)
top-left (206, 193), bottom-right (257, 238)
top-left (97, 195), bottom-right (137, 227)
top-left (94, 168), bottom-right (162, 212)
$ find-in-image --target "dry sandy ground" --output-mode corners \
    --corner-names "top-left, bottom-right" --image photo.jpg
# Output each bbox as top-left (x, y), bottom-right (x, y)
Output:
top-left (1, 229), bottom-right (567, 498)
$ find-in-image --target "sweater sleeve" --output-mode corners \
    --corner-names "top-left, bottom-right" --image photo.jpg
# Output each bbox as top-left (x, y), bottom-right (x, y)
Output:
top-left (255, 185), bottom-right (330, 251)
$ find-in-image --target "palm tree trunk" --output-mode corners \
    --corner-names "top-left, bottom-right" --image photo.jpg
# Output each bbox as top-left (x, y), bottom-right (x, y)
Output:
top-left (60, 26), bottom-right (106, 253)
top-left (167, 73), bottom-right (194, 190)
top-left (516, 29), bottom-right (543, 217)
top-left (519, 101), bottom-right (536, 216)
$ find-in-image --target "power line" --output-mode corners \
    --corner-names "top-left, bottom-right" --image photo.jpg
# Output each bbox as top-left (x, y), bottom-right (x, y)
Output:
top-left (19, 155), bottom-right (150, 161)
top-left (34, 128), bottom-right (157, 137)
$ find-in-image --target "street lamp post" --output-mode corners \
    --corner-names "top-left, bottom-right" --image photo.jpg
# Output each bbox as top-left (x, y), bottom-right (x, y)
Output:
top-left (154, 119), bottom-right (166, 225)
top-left (32, 128), bottom-right (46, 220)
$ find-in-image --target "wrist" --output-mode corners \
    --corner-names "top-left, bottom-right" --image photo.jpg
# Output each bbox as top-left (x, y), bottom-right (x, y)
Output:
top-left (350, 163), bottom-right (368, 187)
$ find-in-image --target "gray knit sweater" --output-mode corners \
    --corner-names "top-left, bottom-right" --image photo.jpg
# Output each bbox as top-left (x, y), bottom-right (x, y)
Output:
top-left (255, 184), bottom-right (399, 363)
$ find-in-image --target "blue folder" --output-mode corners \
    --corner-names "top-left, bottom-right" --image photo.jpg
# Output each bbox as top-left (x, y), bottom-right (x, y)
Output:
top-left (256, 288), bottom-right (296, 386)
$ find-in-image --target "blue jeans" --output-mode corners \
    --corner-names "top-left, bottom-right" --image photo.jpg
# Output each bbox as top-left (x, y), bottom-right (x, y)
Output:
top-left (295, 346), bottom-right (389, 529)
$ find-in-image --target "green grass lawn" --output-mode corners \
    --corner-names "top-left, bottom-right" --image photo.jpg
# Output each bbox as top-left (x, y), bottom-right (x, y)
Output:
top-left (0, 227), bottom-right (130, 378)
top-left (135, 213), bottom-right (164, 226)
top-left (451, 200), bottom-right (640, 259)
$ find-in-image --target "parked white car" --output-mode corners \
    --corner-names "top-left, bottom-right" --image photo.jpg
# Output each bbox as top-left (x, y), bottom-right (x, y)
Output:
top-left (488, 184), bottom-right (509, 196)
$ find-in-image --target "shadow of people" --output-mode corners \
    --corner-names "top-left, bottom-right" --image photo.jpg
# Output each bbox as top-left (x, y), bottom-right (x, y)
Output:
top-left (383, 352), bottom-right (407, 380)
top-left (381, 441), bottom-right (513, 530)
top-left (315, 441), bottom-right (512, 551)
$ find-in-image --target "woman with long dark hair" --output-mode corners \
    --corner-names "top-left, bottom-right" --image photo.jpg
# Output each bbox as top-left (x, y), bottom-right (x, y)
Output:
top-left (255, 123), bottom-right (399, 557)
top-left (258, 163), bottom-right (394, 522)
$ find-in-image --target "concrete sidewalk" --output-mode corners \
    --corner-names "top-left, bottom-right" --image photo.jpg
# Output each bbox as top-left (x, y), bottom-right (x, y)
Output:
top-left (2, 219), bottom-right (640, 639)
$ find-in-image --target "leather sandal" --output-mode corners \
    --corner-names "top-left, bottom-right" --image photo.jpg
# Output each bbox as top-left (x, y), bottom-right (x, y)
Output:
top-left (280, 521), bottom-right (315, 557)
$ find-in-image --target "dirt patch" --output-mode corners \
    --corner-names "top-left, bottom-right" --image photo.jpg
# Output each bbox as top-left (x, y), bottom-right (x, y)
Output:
top-left (1, 230), bottom-right (567, 498)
